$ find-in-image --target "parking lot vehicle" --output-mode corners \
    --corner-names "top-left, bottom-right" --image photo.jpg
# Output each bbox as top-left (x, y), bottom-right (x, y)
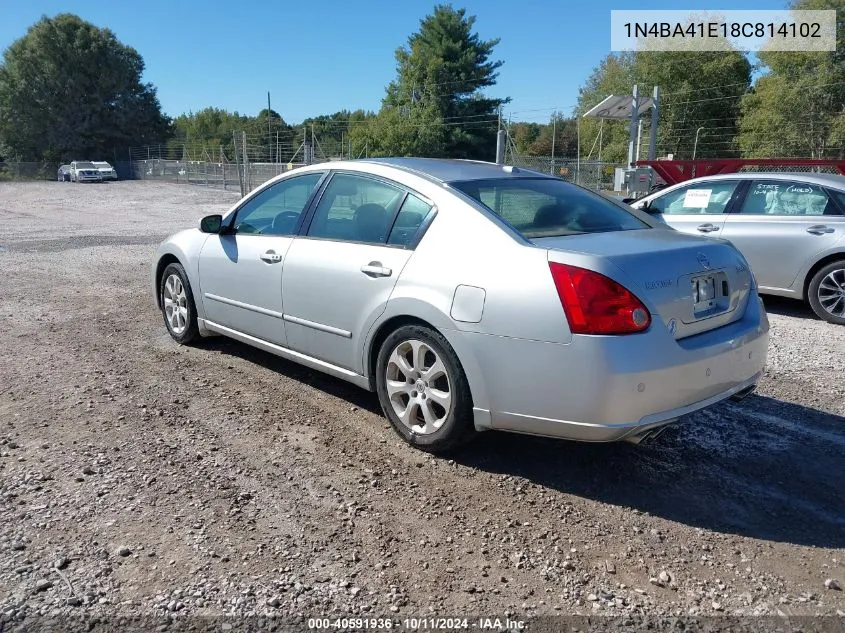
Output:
top-left (631, 173), bottom-right (845, 324)
top-left (153, 158), bottom-right (768, 452)
top-left (57, 165), bottom-right (71, 181)
top-left (92, 161), bottom-right (118, 180)
top-left (69, 161), bottom-right (103, 183)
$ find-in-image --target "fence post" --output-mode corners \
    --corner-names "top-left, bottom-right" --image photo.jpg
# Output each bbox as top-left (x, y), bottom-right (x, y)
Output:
top-left (495, 130), bottom-right (505, 164)
top-left (242, 131), bottom-right (250, 192)
top-left (221, 146), bottom-right (226, 191)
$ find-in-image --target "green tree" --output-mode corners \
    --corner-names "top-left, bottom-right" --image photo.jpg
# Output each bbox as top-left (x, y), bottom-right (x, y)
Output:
top-left (0, 13), bottom-right (170, 162)
top-left (739, 0), bottom-right (845, 158)
top-left (357, 4), bottom-right (507, 158)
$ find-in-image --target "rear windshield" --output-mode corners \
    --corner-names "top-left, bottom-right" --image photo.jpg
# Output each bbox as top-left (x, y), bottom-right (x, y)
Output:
top-left (451, 177), bottom-right (648, 238)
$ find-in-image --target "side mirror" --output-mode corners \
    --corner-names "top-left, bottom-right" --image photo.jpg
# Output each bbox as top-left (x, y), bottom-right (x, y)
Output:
top-left (200, 214), bottom-right (223, 233)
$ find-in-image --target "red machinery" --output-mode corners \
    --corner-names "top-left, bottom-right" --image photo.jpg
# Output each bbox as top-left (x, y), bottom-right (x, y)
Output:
top-left (636, 158), bottom-right (845, 186)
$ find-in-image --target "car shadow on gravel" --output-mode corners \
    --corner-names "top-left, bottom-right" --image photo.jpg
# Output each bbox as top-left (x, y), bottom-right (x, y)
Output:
top-left (196, 338), bottom-right (844, 548)
top-left (760, 295), bottom-right (817, 320)
top-left (198, 337), bottom-right (384, 413)
top-left (456, 394), bottom-right (845, 548)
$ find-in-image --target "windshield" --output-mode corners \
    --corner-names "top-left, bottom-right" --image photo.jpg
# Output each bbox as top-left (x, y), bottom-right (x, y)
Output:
top-left (450, 177), bottom-right (648, 238)
top-left (93, 162), bottom-right (111, 168)
top-left (75, 162), bottom-right (96, 169)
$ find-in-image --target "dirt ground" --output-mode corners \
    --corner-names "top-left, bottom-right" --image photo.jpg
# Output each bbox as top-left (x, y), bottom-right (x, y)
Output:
top-left (1, 181), bottom-right (843, 627)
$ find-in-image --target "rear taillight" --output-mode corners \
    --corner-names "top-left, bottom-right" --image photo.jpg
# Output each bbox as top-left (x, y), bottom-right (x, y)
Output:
top-left (549, 262), bottom-right (651, 335)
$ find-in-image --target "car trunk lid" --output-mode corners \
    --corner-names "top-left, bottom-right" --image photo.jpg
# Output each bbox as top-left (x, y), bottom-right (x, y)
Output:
top-left (535, 229), bottom-right (753, 339)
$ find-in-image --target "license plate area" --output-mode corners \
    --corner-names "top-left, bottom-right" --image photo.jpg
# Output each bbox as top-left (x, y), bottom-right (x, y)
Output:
top-left (691, 271), bottom-right (730, 318)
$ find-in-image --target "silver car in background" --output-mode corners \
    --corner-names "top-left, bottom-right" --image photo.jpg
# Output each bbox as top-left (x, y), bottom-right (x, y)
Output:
top-left (153, 159), bottom-right (768, 453)
top-left (92, 161), bottom-right (118, 180)
top-left (632, 173), bottom-right (845, 324)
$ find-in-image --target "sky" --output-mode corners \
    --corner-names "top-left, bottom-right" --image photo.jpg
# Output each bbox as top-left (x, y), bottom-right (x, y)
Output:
top-left (0, 0), bottom-right (785, 125)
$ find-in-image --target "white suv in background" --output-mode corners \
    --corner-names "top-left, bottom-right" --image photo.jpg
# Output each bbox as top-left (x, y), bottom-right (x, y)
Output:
top-left (92, 161), bottom-right (118, 180)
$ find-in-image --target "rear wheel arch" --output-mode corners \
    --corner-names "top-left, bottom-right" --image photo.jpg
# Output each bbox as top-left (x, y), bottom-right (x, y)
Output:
top-left (802, 253), bottom-right (845, 301)
top-left (367, 315), bottom-right (435, 391)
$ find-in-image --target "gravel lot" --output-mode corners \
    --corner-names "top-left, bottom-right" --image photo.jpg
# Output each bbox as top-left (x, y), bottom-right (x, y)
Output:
top-left (1, 181), bottom-right (843, 626)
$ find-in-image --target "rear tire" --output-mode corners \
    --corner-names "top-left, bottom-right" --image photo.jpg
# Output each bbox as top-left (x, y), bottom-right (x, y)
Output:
top-left (375, 324), bottom-right (475, 454)
top-left (160, 263), bottom-right (199, 344)
top-left (808, 260), bottom-right (845, 325)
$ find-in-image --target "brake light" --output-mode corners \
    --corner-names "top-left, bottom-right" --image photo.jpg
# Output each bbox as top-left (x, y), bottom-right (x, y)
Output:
top-left (548, 262), bottom-right (651, 335)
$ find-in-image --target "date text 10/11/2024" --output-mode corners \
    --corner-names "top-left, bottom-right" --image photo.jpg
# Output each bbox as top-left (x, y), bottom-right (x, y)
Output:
top-left (307, 616), bottom-right (526, 630)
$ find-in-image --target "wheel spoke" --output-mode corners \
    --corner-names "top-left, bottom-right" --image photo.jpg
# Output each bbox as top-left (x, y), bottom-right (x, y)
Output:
top-left (386, 379), bottom-right (410, 398)
top-left (420, 401), bottom-right (438, 434)
top-left (422, 358), bottom-right (446, 382)
top-left (411, 341), bottom-right (428, 374)
top-left (388, 348), bottom-right (414, 378)
top-left (427, 387), bottom-right (451, 411)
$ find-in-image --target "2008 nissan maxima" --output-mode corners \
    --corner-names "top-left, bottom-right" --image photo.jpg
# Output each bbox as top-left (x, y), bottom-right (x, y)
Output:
top-left (152, 158), bottom-right (769, 453)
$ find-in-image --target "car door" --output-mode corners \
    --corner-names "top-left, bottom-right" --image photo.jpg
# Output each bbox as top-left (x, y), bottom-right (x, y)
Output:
top-left (197, 172), bottom-right (325, 346)
top-left (281, 172), bottom-right (434, 372)
top-left (720, 179), bottom-right (845, 292)
top-left (640, 179), bottom-right (743, 237)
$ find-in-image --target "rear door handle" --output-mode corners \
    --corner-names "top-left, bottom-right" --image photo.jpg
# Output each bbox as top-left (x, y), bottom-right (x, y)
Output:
top-left (806, 225), bottom-right (834, 235)
top-left (360, 262), bottom-right (392, 278)
top-left (260, 250), bottom-right (283, 263)
top-left (696, 223), bottom-right (720, 233)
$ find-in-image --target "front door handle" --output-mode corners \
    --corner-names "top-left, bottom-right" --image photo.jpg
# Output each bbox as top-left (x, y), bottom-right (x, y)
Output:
top-left (260, 250), bottom-right (283, 263)
top-left (360, 262), bottom-right (392, 278)
top-left (807, 225), bottom-right (834, 235)
top-left (697, 223), bottom-right (720, 233)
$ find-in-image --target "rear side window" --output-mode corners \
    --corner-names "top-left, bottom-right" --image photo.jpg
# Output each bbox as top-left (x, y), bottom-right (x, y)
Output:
top-left (388, 194), bottom-right (432, 246)
top-left (739, 180), bottom-right (837, 216)
top-left (451, 178), bottom-right (647, 238)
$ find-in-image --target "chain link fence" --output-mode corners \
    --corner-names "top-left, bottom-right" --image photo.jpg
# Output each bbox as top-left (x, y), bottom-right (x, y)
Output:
top-left (128, 132), bottom-right (335, 196)
top-left (0, 160), bottom-right (133, 181)
top-left (505, 154), bottom-right (621, 192)
top-left (0, 162), bottom-right (60, 181)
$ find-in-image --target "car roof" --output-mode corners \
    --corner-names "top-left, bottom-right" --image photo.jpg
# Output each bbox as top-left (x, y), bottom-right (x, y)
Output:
top-left (348, 157), bottom-right (552, 183)
top-left (667, 171), bottom-right (845, 189)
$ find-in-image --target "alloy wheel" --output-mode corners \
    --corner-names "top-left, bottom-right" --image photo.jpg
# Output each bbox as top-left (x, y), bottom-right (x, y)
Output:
top-left (385, 339), bottom-right (452, 435)
top-left (817, 268), bottom-right (845, 318)
top-left (163, 273), bottom-right (189, 335)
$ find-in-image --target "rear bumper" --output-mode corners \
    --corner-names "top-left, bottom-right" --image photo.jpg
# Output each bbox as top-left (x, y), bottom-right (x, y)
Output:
top-left (465, 295), bottom-right (769, 442)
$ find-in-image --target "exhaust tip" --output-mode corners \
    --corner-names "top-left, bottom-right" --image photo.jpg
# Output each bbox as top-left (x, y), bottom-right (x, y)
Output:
top-left (625, 423), bottom-right (674, 445)
top-left (730, 385), bottom-right (757, 402)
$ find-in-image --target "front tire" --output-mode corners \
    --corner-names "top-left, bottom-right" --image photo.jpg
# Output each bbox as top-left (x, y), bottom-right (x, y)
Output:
top-left (160, 263), bottom-right (199, 343)
top-left (375, 324), bottom-right (475, 453)
top-left (808, 260), bottom-right (845, 325)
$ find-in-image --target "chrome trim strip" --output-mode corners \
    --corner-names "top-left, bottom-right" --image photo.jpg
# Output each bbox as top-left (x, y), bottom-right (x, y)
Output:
top-left (204, 293), bottom-right (285, 320)
top-left (203, 320), bottom-right (370, 389)
top-left (283, 314), bottom-right (352, 338)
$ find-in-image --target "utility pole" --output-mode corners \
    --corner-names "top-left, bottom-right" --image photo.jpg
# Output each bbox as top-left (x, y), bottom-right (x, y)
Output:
top-left (550, 112), bottom-right (556, 176)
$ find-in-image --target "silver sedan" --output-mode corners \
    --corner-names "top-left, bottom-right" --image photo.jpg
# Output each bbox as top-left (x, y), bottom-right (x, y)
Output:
top-left (632, 172), bottom-right (845, 324)
top-left (153, 158), bottom-right (769, 453)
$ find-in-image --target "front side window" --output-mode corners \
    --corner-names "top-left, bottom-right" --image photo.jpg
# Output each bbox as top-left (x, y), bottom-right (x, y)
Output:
top-left (307, 173), bottom-right (405, 244)
top-left (739, 180), bottom-right (836, 216)
top-left (232, 173), bottom-right (323, 235)
top-left (648, 180), bottom-right (739, 215)
top-left (451, 177), bottom-right (647, 238)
